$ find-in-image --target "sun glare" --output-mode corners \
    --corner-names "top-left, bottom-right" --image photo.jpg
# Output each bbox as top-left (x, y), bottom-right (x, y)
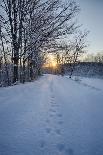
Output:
top-left (43, 53), bottom-right (57, 68)
top-left (51, 61), bottom-right (57, 68)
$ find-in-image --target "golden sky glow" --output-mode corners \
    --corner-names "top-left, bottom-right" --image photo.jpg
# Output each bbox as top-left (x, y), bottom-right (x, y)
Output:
top-left (43, 53), bottom-right (57, 68)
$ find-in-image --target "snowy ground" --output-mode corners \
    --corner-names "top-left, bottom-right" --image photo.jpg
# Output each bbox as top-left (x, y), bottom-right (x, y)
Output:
top-left (0, 74), bottom-right (103, 155)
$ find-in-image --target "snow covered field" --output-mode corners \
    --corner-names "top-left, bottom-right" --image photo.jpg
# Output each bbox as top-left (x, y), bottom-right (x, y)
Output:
top-left (0, 74), bottom-right (103, 155)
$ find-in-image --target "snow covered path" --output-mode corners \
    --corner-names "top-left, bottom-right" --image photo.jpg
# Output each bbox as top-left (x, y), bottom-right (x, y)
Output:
top-left (0, 74), bottom-right (103, 155)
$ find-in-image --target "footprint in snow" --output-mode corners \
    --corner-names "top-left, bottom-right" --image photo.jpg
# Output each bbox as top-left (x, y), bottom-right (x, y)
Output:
top-left (51, 102), bottom-right (57, 105)
top-left (46, 119), bottom-right (50, 124)
top-left (50, 99), bottom-right (55, 102)
top-left (49, 114), bottom-right (54, 118)
top-left (49, 108), bottom-right (56, 113)
top-left (51, 104), bottom-right (58, 108)
top-left (45, 127), bottom-right (52, 134)
top-left (65, 148), bottom-right (74, 155)
top-left (51, 99), bottom-right (55, 103)
top-left (56, 143), bottom-right (65, 152)
top-left (40, 141), bottom-right (45, 149)
top-left (58, 121), bottom-right (63, 125)
top-left (57, 114), bottom-right (62, 118)
top-left (55, 129), bottom-right (61, 135)
top-left (51, 96), bottom-right (55, 99)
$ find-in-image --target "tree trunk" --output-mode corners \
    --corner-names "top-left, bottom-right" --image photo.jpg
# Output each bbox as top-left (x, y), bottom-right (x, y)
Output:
top-left (23, 60), bottom-right (25, 83)
top-left (13, 57), bottom-right (18, 83)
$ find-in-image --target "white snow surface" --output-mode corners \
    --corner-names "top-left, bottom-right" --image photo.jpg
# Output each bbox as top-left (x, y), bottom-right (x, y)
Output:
top-left (0, 74), bottom-right (103, 155)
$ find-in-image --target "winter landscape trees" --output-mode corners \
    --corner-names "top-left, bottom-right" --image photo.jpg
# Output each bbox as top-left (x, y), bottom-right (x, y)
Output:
top-left (0, 0), bottom-right (88, 86)
top-left (0, 1), bottom-right (103, 154)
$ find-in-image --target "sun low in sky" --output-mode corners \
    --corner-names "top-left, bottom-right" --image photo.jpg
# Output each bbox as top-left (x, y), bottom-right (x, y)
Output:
top-left (43, 53), bottom-right (57, 68)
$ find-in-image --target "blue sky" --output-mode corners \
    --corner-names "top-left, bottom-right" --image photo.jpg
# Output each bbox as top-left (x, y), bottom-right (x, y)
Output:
top-left (75, 0), bottom-right (103, 53)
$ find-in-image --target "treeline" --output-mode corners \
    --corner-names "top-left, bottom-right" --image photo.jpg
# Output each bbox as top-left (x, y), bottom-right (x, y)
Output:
top-left (62, 62), bottom-right (103, 78)
top-left (83, 52), bottom-right (103, 63)
top-left (0, 0), bottom-right (87, 87)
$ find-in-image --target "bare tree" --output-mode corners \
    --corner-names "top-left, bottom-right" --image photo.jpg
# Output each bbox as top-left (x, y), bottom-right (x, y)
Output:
top-left (0, 0), bottom-right (88, 86)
